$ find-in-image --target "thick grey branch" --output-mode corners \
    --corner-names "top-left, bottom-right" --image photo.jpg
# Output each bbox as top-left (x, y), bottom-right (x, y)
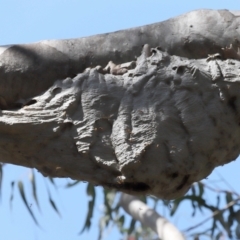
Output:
top-left (0, 9), bottom-right (239, 108)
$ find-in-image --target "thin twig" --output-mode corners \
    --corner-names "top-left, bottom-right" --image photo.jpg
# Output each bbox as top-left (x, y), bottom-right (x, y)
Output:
top-left (183, 196), bottom-right (240, 232)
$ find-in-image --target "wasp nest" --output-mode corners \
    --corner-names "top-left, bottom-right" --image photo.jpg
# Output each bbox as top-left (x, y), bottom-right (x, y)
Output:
top-left (7, 44), bottom-right (240, 199)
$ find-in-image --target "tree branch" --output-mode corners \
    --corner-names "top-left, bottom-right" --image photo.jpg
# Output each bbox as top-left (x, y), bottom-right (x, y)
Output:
top-left (119, 193), bottom-right (185, 240)
top-left (0, 9), bottom-right (239, 107)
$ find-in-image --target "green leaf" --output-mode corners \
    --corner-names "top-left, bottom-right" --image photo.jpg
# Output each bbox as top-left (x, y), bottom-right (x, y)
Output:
top-left (65, 180), bottom-right (80, 188)
top-left (48, 177), bottom-right (57, 188)
top-left (103, 189), bottom-right (114, 221)
top-left (227, 212), bottom-right (234, 230)
top-left (87, 183), bottom-right (95, 196)
top-left (198, 182), bottom-right (204, 197)
top-left (45, 185), bottom-right (61, 217)
top-left (215, 212), bottom-right (232, 238)
top-left (30, 170), bottom-right (40, 211)
top-left (80, 183), bottom-right (96, 234)
top-left (18, 181), bottom-right (40, 226)
top-left (9, 181), bottom-right (15, 210)
top-left (0, 163), bottom-right (3, 200)
top-left (115, 215), bottom-right (126, 235)
top-left (215, 232), bottom-right (224, 240)
top-left (226, 192), bottom-right (233, 204)
top-left (106, 190), bottom-right (116, 206)
top-left (170, 197), bottom-right (183, 216)
top-left (140, 195), bottom-right (147, 204)
top-left (216, 195), bottom-right (220, 209)
top-left (49, 198), bottom-right (61, 217)
top-left (80, 201), bottom-right (94, 233)
top-left (128, 219), bottom-right (136, 235)
top-left (118, 215), bottom-right (125, 228)
top-left (191, 184), bottom-right (196, 196)
top-left (191, 199), bottom-right (197, 217)
top-left (225, 192), bottom-right (235, 227)
top-left (98, 215), bottom-right (111, 240)
top-left (211, 218), bottom-right (217, 237)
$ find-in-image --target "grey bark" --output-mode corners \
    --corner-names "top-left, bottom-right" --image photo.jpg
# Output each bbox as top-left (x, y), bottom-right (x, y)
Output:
top-left (0, 9), bottom-right (239, 199)
top-left (0, 9), bottom-right (239, 108)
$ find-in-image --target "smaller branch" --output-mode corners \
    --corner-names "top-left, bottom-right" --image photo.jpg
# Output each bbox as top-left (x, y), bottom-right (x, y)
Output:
top-left (183, 196), bottom-right (240, 232)
top-left (119, 193), bottom-right (185, 240)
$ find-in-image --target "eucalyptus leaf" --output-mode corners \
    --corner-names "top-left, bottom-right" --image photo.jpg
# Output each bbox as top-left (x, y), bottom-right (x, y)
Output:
top-left (9, 181), bottom-right (15, 210)
top-left (18, 181), bottom-right (40, 227)
top-left (30, 170), bottom-right (40, 211)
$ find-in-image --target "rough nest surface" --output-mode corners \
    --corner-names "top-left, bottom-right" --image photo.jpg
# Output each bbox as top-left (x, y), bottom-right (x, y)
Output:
top-left (2, 44), bottom-right (240, 199)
